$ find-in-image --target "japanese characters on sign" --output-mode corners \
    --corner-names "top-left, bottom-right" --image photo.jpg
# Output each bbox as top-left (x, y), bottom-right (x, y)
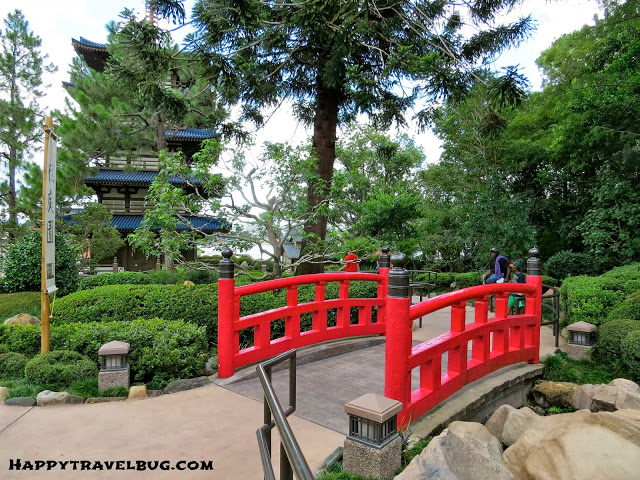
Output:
top-left (44, 133), bottom-right (57, 294)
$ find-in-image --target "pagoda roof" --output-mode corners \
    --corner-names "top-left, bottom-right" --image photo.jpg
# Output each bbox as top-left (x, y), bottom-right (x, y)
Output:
top-left (85, 170), bottom-right (195, 186)
top-left (72, 37), bottom-right (107, 51)
top-left (71, 37), bottom-right (109, 72)
top-left (111, 215), bottom-right (229, 233)
top-left (166, 128), bottom-right (219, 141)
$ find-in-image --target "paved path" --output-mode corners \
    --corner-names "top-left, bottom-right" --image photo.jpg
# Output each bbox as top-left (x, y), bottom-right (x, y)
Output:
top-left (0, 296), bottom-right (562, 479)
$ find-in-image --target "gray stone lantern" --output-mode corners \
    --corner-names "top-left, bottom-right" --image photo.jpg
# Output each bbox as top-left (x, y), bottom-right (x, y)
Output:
top-left (98, 341), bottom-right (130, 391)
top-left (343, 393), bottom-right (403, 480)
top-left (566, 321), bottom-right (596, 360)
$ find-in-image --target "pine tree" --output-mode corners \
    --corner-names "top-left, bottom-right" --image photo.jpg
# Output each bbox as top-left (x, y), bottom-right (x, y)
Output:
top-left (0, 9), bottom-right (56, 237)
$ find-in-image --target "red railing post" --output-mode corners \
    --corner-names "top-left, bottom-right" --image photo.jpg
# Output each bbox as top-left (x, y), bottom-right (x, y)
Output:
top-left (384, 253), bottom-right (412, 407)
top-left (526, 248), bottom-right (543, 363)
top-left (218, 248), bottom-right (236, 378)
top-left (377, 246), bottom-right (391, 326)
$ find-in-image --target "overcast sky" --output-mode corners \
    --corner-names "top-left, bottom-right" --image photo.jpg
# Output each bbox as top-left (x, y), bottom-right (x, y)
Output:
top-left (0, 0), bottom-right (603, 164)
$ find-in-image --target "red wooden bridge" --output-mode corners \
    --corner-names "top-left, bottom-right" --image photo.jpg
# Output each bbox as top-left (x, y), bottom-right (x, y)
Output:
top-left (218, 248), bottom-right (542, 425)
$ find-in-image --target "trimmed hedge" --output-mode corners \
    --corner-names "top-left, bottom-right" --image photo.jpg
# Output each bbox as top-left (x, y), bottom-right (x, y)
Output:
top-left (544, 250), bottom-right (600, 280)
top-left (25, 350), bottom-right (98, 389)
top-left (542, 276), bottom-right (558, 288)
top-left (621, 330), bottom-right (640, 381)
top-left (453, 272), bottom-right (481, 289)
top-left (594, 319), bottom-right (640, 365)
top-left (52, 284), bottom-right (219, 340)
top-left (0, 352), bottom-right (28, 378)
top-left (78, 272), bottom-right (151, 291)
top-left (0, 319), bottom-right (209, 387)
top-left (560, 276), bottom-right (626, 326)
top-left (608, 291), bottom-right (640, 322)
top-left (0, 292), bottom-right (40, 321)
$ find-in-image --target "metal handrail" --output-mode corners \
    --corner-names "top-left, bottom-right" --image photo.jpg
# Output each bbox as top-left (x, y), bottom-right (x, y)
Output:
top-left (408, 269), bottom-right (438, 328)
top-left (541, 284), bottom-right (561, 348)
top-left (256, 349), bottom-right (313, 480)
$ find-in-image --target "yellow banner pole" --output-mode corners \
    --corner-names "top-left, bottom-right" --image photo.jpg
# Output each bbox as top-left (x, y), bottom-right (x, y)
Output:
top-left (41, 116), bottom-right (53, 354)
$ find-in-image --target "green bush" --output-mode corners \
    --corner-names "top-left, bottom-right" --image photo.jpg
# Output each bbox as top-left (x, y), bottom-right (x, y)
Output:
top-left (543, 351), bottom-right (617, 384)
top-left (3, 231), bottom-right (78, 296)
top-left (24, 350), bottom-right (98, 389)
top-left (78, 272), bottom-right (151, 291)
top-left (0, 378), bottom-right (49, 398)
top-left (453, 272), bottom-right (480, 289)
top-left (0, 292), bottom-right (41, 321)
top-left (607, 291), bottom-right (640, 321)
top-left (52, 284), bottom-right (219, 340)
top-left (594, 319), bottom-right (640, 365)
top-left (185, 268), bottom-right (219, 285)
top-left (145, 269), bottom-right (186, 284)
top-left (541, 276), bottom-right (558, 288)
top-left (0, 324), bottom-right (41, 355)
top-left (560, 276), bottom-right (625, 326)
top-left (621, 330), bottom-right (640, 381)
top-left (0, 352), bottom-right (28, 378)
top-left (544, 250), bottom-right (600, 280)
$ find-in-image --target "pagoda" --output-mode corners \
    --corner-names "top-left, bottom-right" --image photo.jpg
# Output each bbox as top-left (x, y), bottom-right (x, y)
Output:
top-left (68, 37), bottom-right (228, 271)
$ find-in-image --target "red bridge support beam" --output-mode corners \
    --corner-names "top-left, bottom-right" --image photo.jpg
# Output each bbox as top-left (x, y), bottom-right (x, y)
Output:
top-left (218, 248), bottom-right (236, 378)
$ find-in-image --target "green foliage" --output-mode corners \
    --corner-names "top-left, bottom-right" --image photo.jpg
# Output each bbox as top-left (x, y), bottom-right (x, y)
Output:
top-left (608, 291), bottom-right (640, 322)
top-left (621, 330), bottom-right (640, 381)
top-left (24, 350), bottom-right (98, 389)
top-left (316, 463), bottom-right (371, 480)
top-left (3, 231), bottom-right (78, 296)
top-left (401, 436), bottom-right (432, 470)
top-left (146, 268), bottom-right (186, 285)
top-left (560, 276), bottom-right (626, 326)
top-left (66, 379), bottom-right (99, 398)
top-left (0, 324), bottom-right (41, 355)
top-left (543, 352), bottom-right (617, 385)
top-left (0, 378), bottom-right (49, 398)
top-left (453, 272), bottom-right (481, 289)
top-left (546, 406), bottom-right (574, 415)
top-left (78, 272), bottom-right (152, 291)
top-left (0, 291), bottom-right (40, 320)
top-left (0, 352), bottom-right (28, 378)
top-left (594, 319), bottom-right (640, 366)
top-left (544, 251), bottom-right (600, 280)
top-left (541, 276), bottom-right (558, 288)
top-left (185, 268), bottom-right (218, 285)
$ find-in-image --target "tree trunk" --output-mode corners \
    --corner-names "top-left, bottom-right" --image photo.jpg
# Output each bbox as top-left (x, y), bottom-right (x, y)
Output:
top-left (296, 83), bottom-right (340, 275)
top-left (7, 146), bottom-right (17, 238)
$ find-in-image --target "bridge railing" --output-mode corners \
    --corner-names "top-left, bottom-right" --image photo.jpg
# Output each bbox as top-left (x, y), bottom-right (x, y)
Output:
top-left (217, 248), bottom-right (392, 378)
top-left (384, 248), bottom-right (543, 426)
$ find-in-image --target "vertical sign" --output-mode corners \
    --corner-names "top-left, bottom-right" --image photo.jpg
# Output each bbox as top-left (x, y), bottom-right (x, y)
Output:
top-left (43, 123), bottom-right (57, 294)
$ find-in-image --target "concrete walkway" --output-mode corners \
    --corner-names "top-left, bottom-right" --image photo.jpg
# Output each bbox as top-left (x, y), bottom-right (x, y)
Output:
top-left (0, 297), bottom-right (563, 479)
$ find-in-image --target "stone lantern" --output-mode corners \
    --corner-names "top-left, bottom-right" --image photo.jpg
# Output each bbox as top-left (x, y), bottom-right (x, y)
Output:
top-left (98, 341), bottom-right (130, 391)
top-left (566, 321), bottom-right (596, 360)
top-left (343, 393), bottom-right (403, 480)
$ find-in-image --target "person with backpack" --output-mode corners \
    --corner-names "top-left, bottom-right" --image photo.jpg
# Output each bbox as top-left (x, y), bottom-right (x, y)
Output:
top-left (482, 247), bottom-right (509, 284)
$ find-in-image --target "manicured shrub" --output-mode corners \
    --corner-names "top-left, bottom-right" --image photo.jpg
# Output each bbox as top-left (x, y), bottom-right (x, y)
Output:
top-left (3, 231), bottom-right (78, 296)
top-left (78, 272), bottom-right (151, 291)
top-left (544, 250), bottom-right (600, 280)
top-left (0, 325), bottom-right (41, 356)
top-left (542, 352), bottom-right (616, 385)
top-left (541, 276), bottom-right (558, 288)
top-left (24, 350), bottom-right (98, 389)
top-left (453, 272), bottom-right (480, 289)
top-left (0, 352), bottom-right (29, 378)
top-left (594, 319), bottom-right (640, 365)
top-left (621, 330), bottom-right (640, 381)
top-left (560, 276), bottom-right (625, 326)
top-left (0, 292), bottom-right (40, 321)
top-left (145, 269), bottom-right (185, 284)
top-left (185, 268), bottom-right (219, 285)
top-left (608, 291), bottom-right (640, 321)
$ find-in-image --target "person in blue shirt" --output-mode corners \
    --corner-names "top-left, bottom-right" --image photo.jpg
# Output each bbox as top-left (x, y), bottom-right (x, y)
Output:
top-left (508, 262), bottom-right (526, 315)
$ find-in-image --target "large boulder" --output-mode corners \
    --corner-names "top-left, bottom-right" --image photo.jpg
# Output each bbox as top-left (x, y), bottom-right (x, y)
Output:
top-left (573, 379), bottom-right (640, 412)
top-left (484, 405), bottom-right (516, 445)
top-left (502, 407), bottom-right (542, 447)
top-left (0, 386), bottom-right (9, 403)
top-left (396, 422), bottom-right (513, 480)
top-left (503, 409), bottom-right (640, 480)
top-left (163, 376), bottom-right (209, 394)
top-left (532, 381), bottom-right (577, 408)
top-left (3, 313), bottom-right (40, 326)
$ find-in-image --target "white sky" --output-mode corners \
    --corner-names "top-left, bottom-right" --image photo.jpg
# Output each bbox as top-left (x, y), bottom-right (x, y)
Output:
top-left (0, 0), bottom-right (603, 257)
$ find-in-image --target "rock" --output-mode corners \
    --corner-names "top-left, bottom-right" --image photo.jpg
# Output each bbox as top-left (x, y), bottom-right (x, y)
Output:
top-left (503, 409), bottom-right (640, 480)
top-left (66, 395), bottom-right (85, 405)
top-left (36, 390), bottom-right (69, 406)
top-left (128, 385), bottom-right (147, 399)
top-left (608, 378), bottom-right (640, 394)
top-left (5, 397), bottom-right (36, 407)
top-left (147, 390), bottom-right (163, 398)
top-left (85, 397), bottom-right (127, 404)
top-left (592, 387), bottom-right (619, 412)
top-left (484, 405), bottom-right (516, 444)
top-left (396, 426), bottom-right (514, 480)
top-left (614, 409), bottom-right (640, 422)
top-left (533, 406), bottom-right (547, 416)
top-left (532, 381), bottom-right (577, 408)
top-left (0, 386), bottom-right (9, 403)
top-left (205, 356), bottom-right (217, 376)
top-left (572, 384), bottom-right (602, 410)
top-left (447, 421), bottom-right (503, 460)
top-left (615, 390), bottom-right (640, 410)
top-left (3, 313), bottom-right (40, 325)
top-left (183, 280), bottom-right (195, 286)
top-left (502, 407), bottom-right (541, 447)
top-left (163, 376), bottom-right (209, 394)
top-left (320, 446), bottom-right (343, 471)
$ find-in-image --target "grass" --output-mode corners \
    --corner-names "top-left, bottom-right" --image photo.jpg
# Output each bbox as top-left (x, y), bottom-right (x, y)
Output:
top-left (1, 377), bottom-right (127, 399)
top-left (0, 378), bottom-right (52, 398)
top-left (0, 292), bottom-right (40, 321)
top-left (543, 351), bottom-right (618, 384)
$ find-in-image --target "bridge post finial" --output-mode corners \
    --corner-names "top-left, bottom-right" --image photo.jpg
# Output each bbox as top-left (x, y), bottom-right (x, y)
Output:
top-left (219, 248), bottom-right (234, 279)
top-left (388, 252), bottom-right (409, 298)
top-left (379, 246), bottom-right (391, 269)
top-left (527, 248), bottom-right (542, 276)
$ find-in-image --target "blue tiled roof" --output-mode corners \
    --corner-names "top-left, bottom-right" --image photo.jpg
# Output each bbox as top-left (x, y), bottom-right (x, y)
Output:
top-left (165, 128), bottom-right (219, 141)
top-left (111, 215), bottom-right (229, 233)
top-left (72, 37), bottom-right (107, 50)
top-left (85, 170), bottom-right (203, 186)
top-left (283, 242), bottom-right (300, 259)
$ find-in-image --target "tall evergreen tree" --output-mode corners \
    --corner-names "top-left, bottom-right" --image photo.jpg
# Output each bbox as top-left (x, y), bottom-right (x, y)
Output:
top-left (0, 9), bottom-right (55, 237)
top-left (188, 0), bottom-right (533, 273)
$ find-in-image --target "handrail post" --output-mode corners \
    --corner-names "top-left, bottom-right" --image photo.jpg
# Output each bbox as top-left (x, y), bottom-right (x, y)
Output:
top-left (384, 252), bottom-right (412, 408)
top-left (218, 248), bottom-right (236, 378)
top-left (526, 248), bottom-right (543, 363)
top-left (377, 246), bottom-right (391, 324)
